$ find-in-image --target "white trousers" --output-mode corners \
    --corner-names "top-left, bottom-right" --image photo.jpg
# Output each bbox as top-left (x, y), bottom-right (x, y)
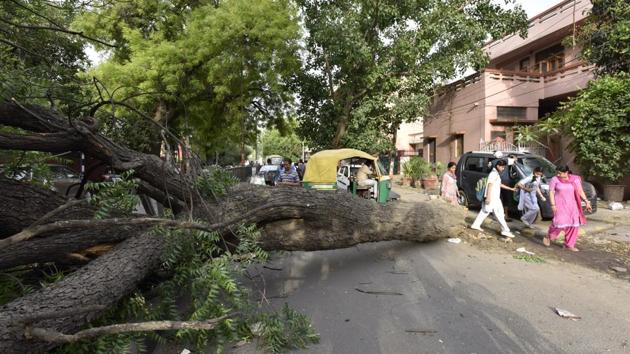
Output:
top-left (358, 179), bottom-right (377, 198)
top-left (471, 201), bottom-right (511, 233)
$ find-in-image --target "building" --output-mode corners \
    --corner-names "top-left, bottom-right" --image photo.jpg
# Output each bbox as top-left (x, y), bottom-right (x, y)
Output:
top-left (395, 120), bottom-right (423, 168)
top-left (423, 0), bottom-right (593, 165)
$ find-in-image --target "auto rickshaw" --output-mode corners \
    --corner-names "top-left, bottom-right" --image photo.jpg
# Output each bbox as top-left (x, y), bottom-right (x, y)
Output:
top-left (302, 148), bottom-right (392, 203)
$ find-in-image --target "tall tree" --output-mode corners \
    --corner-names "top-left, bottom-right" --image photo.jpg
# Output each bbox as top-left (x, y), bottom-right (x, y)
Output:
top-left (577, 0), bottom-right (629, 75)
top-left (75, 0), bottom-right (301, 156)
top-left (294, 0), bottom-right (527, 150)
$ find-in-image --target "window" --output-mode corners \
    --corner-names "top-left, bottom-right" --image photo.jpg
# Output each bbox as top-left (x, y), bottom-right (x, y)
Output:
top-left (519, 57), bottom-right (530, 72)
top-left (491, 130), bottom-right (507, 142)
top-left (497, 106), bottom-right (527, 121)
top-left (464, 157), bottom-right (485, 173)
top-left (453, 134), bottom-right (464, 159)
top-left (535, 44), bottom-right (565, 73)
top-left (426, 138), bottom-right (436, 164)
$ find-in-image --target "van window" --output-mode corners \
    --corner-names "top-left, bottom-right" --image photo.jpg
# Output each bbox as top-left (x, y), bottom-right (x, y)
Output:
top-left (464, 157), bottom-right (485, 173)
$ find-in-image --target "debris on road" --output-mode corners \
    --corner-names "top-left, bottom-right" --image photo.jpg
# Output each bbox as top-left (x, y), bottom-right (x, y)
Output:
top-left (516, 247), bottom-right (535, 255)
top-left (355, 288), bottom-right (403, 296)
top-left (609, 266), bottom-right (627, 273)
top-left (513, 254), bottom-right (545, 263)
top-left (405, 329), bottom-right (437, 335)
top-left (609, 202), bottom-right (624, 211)
top-left (554, 307), bottom-right (581, 320)
top-left (447, 237), bottom-right (462, 244)
top-left (263, 265), bottom-right (283, 271)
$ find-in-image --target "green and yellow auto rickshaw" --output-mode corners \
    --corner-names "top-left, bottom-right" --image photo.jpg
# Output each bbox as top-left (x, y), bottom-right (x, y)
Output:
top-left (302, 148), bottom-right (392, 203)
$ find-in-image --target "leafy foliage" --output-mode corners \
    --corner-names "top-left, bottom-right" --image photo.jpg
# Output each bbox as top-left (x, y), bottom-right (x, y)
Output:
top-left (402, 156), bottom-right (431, 180)
top-left (513, 254), bottom-right (545, 263)
top-left (546, 74), bottom-right (630, 183)
top-left (261, 128), bottom-right (303, 162)
top-left (0, 0), bottom-right (90, 116)
top-left (196, 166), bottom-right (240, 199)
top-left (577, 0), bottom-right (630, 75)
top-left (86, 170), bottom-right (139, 219)
top-left (75, 0), bottom-right (301, 155)
top-left (295, 0), bottom-right (527, 150)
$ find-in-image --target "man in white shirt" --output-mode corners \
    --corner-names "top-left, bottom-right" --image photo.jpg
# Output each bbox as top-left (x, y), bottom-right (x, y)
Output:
top-left (356, 162), bottom-right (377, 198)
top-left (470, 159), bottom-right (515, 238)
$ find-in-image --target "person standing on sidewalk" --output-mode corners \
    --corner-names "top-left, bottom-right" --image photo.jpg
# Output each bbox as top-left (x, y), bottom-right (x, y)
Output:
top-left (517, 166), bottom-right (546, 228)
top-left (544, 165), bottom-right (592, 251)
top-left (471, 160), bottom-right (515, 238)
top-left (440, 162), bottom-right (459, 205)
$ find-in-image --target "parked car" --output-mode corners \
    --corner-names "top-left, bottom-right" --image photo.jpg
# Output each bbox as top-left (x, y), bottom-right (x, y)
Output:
top-left (455, 151), bottom-right (597, 219)
top-left (250, 164), bottom-right (280, 186)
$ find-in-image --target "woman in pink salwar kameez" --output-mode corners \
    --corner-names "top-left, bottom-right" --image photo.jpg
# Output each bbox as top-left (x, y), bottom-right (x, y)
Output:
top-left (544, 166), bottom-right (592, 251)
top-left (440, 162), bottom-right (459, 205)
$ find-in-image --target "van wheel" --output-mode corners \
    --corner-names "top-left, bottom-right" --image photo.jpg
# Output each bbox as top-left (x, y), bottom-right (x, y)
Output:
top-left (458, 190), bottom-right (468, 207)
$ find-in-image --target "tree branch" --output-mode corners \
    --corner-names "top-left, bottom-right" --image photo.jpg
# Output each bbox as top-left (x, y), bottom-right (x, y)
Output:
top-left (0, 17), bottom-right (117, 48)
top-left (0, 201), bottom-right (311, 248)
top-left (25, 315), bottom-right (230, 344)
top-left (0, 131), bottom-right (79, 153)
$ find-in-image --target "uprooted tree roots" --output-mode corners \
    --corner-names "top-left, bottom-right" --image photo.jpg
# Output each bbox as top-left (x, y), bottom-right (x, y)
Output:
top-left (0, 102), bottom-right (467, 353)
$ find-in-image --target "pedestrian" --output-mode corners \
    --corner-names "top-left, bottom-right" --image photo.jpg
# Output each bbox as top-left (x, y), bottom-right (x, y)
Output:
top-left (516, 166), bottom-right (546, 228)
top-left (470, 159), bottom-right (515, 238)
top-left (297, 159), bottom-right (306, 180)
top-left (500, 154), bottom-right (517, 221)
top-left (440, 161), bottom-right (459, 205)
top-left (543, 165), bottom-right (592, 251)
top-left (276, 157), bottom-right (300, 186)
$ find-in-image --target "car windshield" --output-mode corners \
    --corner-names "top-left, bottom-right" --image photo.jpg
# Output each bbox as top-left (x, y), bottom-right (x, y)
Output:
top-left (517, 157), bottom-right (556, 179)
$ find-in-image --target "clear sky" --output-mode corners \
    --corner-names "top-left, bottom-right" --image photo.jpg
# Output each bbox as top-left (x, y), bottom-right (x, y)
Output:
top-left (515, 0), bottom-right (566, 18)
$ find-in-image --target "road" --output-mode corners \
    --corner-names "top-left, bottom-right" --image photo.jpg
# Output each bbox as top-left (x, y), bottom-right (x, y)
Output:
top-left (231, 188), bottom-right (630, 354)
top-left (238, 239), bottom-right (630, 354)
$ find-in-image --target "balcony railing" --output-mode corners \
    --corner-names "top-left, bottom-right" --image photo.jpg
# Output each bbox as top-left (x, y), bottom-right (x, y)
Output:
top-left (479, 141), bottom-right (547, 157)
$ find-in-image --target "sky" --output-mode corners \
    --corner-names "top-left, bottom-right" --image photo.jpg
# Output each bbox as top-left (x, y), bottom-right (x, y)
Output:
top-left (516, 0), bottom-right (566, 18)
top-left (86, 0), bottom-right (569, 66)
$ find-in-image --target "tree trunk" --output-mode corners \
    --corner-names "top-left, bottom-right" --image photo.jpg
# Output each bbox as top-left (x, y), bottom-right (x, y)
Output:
top-left (0, 102), bottom-right (468, 352)
top-left (0, 232), bottom-right (165, 354)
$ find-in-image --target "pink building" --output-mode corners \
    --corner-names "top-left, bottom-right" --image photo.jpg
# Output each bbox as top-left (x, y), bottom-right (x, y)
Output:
top-left (395, 121), bottom-right (423, 168)
top-left (423, 0), bottom-right (593, 165)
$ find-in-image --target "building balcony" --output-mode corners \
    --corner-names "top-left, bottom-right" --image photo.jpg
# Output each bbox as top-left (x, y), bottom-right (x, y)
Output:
top-left (484, 0), bottom-right (592, 64)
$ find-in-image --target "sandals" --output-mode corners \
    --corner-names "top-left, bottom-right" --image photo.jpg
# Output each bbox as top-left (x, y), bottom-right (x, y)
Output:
top-left (564, 246), bottom-right (579, 252)
top-left (542, 237), bottom-right (550, 247)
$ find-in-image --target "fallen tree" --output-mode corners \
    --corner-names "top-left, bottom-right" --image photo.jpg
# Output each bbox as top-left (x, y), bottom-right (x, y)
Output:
top-left (0, 102), bottom-right (468, 353)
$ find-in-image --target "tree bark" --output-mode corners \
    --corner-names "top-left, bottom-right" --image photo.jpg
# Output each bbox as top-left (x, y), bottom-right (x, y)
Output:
top-left (0, 102), bottom-right (468, 352)
top-left (0, 232), bottom-right (165, 354)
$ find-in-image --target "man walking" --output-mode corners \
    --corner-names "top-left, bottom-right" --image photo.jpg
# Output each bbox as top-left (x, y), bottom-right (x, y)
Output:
top-left (471, 159), bottom-right (515, 238)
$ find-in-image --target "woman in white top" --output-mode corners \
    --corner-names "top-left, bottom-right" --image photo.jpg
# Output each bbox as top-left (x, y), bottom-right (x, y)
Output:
top-left (470, 160), bottom-right (515, 238)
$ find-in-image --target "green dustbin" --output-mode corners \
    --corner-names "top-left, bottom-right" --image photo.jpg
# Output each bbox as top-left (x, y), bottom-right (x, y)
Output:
top-left (377, 178), bottom-right (391, 204)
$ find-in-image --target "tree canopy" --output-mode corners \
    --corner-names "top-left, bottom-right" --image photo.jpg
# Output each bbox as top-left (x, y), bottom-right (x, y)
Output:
top-left (74, 0), bottom-right (301, 156)
top-left (294, 0), bottom-right (527, 151)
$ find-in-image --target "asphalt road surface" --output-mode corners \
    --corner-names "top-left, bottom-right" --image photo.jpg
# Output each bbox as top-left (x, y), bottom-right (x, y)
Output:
top-left (235, 239), bottom-right (630, 354)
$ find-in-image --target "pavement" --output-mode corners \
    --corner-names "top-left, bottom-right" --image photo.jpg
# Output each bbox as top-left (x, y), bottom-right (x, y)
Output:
top-left (226, 187), bottom-right (630, 354)
top-left (235, 240), bottom-right (630, 354)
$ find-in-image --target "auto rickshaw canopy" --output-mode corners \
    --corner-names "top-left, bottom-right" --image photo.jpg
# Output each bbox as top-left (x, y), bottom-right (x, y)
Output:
top-left (303, 148), bottom-right (378, 184)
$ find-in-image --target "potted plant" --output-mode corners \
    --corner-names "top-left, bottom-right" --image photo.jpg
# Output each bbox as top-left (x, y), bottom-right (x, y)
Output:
top-left (402, 156), bottom-right (429, 187)
top-left (401, 159), bottom-right (413, 186)
top-left (421, 161), bottom-right (445, 189)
